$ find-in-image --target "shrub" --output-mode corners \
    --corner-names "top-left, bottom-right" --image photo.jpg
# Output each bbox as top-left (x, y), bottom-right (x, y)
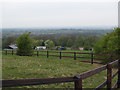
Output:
top-left (16, 32), bottom-right (33, 56)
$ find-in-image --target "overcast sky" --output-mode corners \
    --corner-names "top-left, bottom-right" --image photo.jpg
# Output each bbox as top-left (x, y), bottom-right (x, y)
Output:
top-left (1, 0), bottom-right (119, 28)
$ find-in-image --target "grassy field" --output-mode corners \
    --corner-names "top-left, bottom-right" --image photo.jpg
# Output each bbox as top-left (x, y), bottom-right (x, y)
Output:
top-left (2, 53), bottom-right (118, 88)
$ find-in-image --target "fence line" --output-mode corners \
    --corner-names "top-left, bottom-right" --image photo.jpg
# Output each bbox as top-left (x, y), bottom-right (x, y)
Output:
top-left (1, 59), bottom-right (120, 89)
top-left (3, 50), bottom-right (112, 64)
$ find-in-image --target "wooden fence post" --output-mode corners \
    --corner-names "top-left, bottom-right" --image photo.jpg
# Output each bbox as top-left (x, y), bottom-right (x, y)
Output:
top-left (107, 64), bottom-right (112, 90)
top-left (47, 51), bottom-right (49, 58)
top-left (37, 51), bottom-right (39, 56)
top-left (91, 53), bottom-right (93, 64)
top-left (60, 52), bottom-right (61, 59)
top-left (12, 49), bottom-right (13, 55)
top-left (117, 59), bottom-right (120, 88)
top-left (74, 75), bottom-right (82, 90)
top-left (74, 52), bottom-right (76, 60)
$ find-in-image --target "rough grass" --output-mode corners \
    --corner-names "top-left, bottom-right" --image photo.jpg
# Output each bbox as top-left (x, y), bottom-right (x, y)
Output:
top-left (2, 54), bottom-right (118, 88)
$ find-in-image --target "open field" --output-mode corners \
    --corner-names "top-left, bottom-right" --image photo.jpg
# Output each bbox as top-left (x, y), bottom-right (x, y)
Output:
top-left (2, 54), bottom-right (118, 88)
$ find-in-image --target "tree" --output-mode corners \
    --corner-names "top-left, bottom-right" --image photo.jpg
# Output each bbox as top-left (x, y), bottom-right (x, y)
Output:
top-left (33, 39), bottom-right (44, 48)
top-left (58, 36), bottom-right (69, 46)
top-left (67, 39), bottom-right (73, 47)
top-left (84, 36), bottom-right (98, 50)
top-left (94, 27), bottom-right (120, 61)
top-left (72, 36), bottom-right (84, 49)
top-left (16, 32), bottom-right (33, 56)
top-left (44, 40), bottom-right (55, 50)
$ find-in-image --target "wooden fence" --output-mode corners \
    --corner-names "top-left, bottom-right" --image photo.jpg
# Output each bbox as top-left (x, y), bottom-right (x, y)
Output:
top-left (1, 59), bottom-right (120, 89)
top-left (3, 50), bottom-right (113, 64)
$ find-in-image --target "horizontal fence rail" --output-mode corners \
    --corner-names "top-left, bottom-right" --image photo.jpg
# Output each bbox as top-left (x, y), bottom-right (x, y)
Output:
top-left (2, 77), bottom-right (75, 87)
top-left (75, 65), bottom-right (107, 80)
top-left (1, 59), bottom-right (120, 89)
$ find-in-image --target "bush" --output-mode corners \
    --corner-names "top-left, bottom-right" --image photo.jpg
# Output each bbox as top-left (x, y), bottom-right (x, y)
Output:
top-left (16, 32), bottom-right (33, 56)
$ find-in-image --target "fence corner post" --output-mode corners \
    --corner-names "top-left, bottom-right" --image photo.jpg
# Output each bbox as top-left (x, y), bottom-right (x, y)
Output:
top-left (117, 59), bottom-right (120, 88)
top-left (74, 75), bottom-right (82, 90)
top-left (107, 63), bottom-right (112, 90)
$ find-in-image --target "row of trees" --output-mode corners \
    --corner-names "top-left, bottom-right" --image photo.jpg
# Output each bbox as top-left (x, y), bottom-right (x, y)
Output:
top-left (3, 34), bottom-right (99, 50)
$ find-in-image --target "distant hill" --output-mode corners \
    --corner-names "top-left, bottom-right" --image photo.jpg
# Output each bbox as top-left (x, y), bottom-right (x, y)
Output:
top-left (2, 27), bottom-right (114, 39)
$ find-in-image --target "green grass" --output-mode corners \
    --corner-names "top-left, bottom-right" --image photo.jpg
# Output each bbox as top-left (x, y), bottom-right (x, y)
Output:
top-left (2, 53), bottom-right (118, 88)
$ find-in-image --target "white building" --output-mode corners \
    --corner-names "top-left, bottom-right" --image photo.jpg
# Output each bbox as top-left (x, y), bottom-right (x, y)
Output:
top-left (35, 46), bottom-right (46, 50)
top-left (79, 47), bottom-right (84, 51)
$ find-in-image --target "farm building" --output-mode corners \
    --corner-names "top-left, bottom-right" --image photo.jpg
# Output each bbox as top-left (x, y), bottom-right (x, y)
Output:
top-left (35, 46), bottom-right (46, 50)
top-left (79, 47), bottom-right (84, 51)
top-left (4, 44), bottom-right (18, 50)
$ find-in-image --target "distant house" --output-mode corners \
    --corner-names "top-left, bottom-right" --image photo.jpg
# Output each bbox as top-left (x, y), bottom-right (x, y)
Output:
top-left (35, 46), bottom-right (46, 50)
top-left (4, 44), bottom-right (18, 50)
top-left (79, 47), bottom-right (84, 51)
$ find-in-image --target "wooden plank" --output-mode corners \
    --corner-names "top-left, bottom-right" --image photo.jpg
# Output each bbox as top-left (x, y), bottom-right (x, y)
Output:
top-left (60, 52), bottom-right (74, 53)
top-left (76, 52), bottom-right (92, 54)
top-left (95, 80), bottom-right (107, 89)
top-left (75, 65), bottom-right (107, 79)
top-left (76, 57), bottom-right (91, 59)
top-left (112, 70), bottom-right (118, 79)
top-left (2, 77), bottom-right (75, 87)
top-left (39, 51), bottom-right (47, 52)
top-left (112, 80), bottom-right (118, 88)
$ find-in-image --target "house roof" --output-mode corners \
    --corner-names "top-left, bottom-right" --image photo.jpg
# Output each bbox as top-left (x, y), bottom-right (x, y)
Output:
top-left (8, 44), bottom-right (18, 49)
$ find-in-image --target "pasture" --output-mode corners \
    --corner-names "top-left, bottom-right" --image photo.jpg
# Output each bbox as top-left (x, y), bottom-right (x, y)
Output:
top-left (2, 51), bottom-right (118, 88)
